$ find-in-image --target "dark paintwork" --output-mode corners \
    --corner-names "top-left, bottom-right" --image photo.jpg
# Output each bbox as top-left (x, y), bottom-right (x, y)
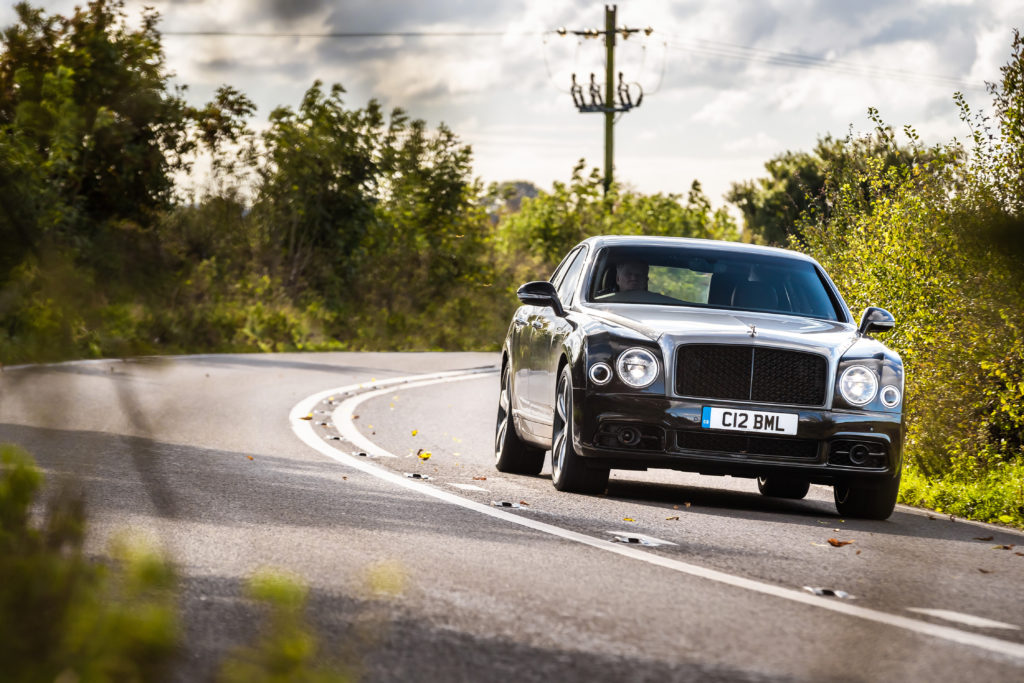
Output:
top-left (502, 236), bottom-right (904, 489)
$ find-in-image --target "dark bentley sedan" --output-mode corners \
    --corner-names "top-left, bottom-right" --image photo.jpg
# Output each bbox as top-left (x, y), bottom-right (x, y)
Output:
top-left (495, 235), bottom-right (905, 519)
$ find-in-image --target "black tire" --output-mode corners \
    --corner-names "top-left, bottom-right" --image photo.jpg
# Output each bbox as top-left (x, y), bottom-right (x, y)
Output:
top-left (551, 366), bottom-right (609, 494)
top-left (833, 473), bottom-right (901, 520)
top-left (495, 364), bottom-right (544, 475)
top-left (757, 476), bottom-right (810, 499)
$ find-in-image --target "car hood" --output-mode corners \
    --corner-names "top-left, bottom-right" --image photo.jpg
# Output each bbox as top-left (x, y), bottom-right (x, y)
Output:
top-left (583, 303), bottom-right (858, 355)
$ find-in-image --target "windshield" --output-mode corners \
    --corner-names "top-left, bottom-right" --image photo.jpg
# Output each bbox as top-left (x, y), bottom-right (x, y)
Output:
top-left (585, 245), bottom-right (844, 321)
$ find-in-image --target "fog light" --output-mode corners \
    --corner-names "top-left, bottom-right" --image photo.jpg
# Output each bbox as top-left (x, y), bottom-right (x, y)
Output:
top-left (849, 443), bottom-right (870, 465)
top-left (617, 426), bottom-right (641, 447)
top-left (589, 362), bottom-right (612, 386)
top-left (880, 385), bottom-right (901, 408)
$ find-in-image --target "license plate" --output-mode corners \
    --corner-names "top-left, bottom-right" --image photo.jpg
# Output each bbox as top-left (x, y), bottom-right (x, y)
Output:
top-left (701, 407), bottom-right (798, 435)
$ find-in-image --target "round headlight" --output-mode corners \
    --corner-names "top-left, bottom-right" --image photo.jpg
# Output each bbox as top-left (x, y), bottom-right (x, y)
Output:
top-left (880, 384), bottom-right (901, 408)
top-left (615, 348), bottom-right (660, 388)
top-left (839, 365), bottom-right (878, 405)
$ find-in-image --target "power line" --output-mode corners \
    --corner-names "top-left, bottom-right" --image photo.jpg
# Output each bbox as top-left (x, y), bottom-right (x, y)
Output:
top-left (161, 30), bottom-right (545, 38)
top-left (666, 37), bottom-right (986, 90)
top-left (161, 26), bottom-right (986, 91)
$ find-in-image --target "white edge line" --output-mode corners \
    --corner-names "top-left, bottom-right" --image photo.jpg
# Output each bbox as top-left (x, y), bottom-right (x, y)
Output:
top-left (330, 374), bottom-right (491, 458)
top-left (907, 608), bottom-right (1022, 631)
top-left (290, 369), bottom-right (1024, 664)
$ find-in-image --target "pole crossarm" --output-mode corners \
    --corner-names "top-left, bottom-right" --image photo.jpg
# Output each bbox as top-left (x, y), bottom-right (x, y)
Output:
top-left (555, 5), bottom-right (652, 194)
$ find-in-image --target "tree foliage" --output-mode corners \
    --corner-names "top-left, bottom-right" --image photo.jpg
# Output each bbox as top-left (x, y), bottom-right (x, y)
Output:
top-left (497, 161), bottom-right (737, 271)
top-left (797, 30), bottom-right (1024, 524)
top-left (727, 130), bottom-right (941, 245)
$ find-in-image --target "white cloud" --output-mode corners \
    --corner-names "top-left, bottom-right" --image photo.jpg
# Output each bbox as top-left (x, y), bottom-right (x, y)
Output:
top-left (691, 90), bottom-right (753, 125)
top-left (724, 132), bottom-right (781, 152)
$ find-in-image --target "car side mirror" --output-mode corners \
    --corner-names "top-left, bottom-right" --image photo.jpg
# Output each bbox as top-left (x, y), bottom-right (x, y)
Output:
top-left (858, 307), bottom-right (895, 335)
top-left (517, 281), bottom-right (565, 317)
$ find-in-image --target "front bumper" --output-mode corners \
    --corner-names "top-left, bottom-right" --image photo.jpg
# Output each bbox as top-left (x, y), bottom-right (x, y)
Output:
top-left (575, 391), bottom-right (904, 485)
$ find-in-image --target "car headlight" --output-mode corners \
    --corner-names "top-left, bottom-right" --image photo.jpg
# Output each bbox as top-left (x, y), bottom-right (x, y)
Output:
top-left (615, 348), bottom-right (659, 388)
top-left (839, 365), bottom-right (878, 405)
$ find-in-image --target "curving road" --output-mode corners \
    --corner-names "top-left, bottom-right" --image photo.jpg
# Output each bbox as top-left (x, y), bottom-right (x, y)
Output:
top-left (1, 352), bottom-right (1023, 682)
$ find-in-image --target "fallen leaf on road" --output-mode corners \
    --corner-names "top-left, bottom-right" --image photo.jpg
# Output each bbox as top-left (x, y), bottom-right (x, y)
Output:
top-left (623, 518), bottom-right (636, 522)
top-left (828, 538), bottom-right (854, 547)
top-left (299, 414), bottom-right (313, 420)
top-left (342, 476), bottom-right (347, 480)
top-left (666, 516), bottom-right (679, 521)
top-left (472, 476), bottom-right (487, 481)
top-left (519, 500), bottom-right (530, 506)
top-left (974, 536), bottom-right (994, 541)
top-left (247, 456), bottom-right (253, 460)
top-left (856, 550), bottom-right (862, 555)
top-left (411, 429), bottom-right (418, 436)
top-left (418, 451), bottom-right (431, 460)
top-left (978, 568), bottom-right (992, 574)
top-left (1015, 552), bottom-right (1024, 557)
top-left (352, 414), bottom-right (359, 420)
top-left (993, 545), bottom-right (1016, 550)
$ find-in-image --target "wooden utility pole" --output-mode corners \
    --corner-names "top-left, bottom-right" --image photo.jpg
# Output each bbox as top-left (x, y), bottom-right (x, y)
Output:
top-left (603, 5), bottom-right (616, 195)
top-left (563, 5), bottom-right (649, 194)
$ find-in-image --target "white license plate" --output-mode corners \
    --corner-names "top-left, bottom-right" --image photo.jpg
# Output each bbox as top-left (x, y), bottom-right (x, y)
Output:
top-left (701, 407), bottom-right (798, 435)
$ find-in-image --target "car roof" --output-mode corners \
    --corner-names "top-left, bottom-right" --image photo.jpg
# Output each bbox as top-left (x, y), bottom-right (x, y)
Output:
top-left (577, 235), bottom-right (818, 263)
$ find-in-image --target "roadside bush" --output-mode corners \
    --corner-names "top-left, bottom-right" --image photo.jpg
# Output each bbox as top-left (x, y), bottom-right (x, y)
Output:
top-left (219, 571), bottom-right (355, 683)
top-left (797, 32), bottom-right (1024, 526)
top-left (0, 444), bottom-right (181, 682)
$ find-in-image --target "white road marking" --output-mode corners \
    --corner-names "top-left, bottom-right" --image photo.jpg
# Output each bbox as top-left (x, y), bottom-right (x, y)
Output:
top-left (331, 372), bottom-right (492, 458)
top-left (449, 483), bottom-right (490, 492)
top-left (908, 608), bottom-right (1021, 630)
top-left (290, 369), bottom-right (1024, 663)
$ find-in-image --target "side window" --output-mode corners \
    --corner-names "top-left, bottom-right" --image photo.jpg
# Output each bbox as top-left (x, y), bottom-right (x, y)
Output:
top-left (549, 249), bottom-right (578, 288)
top-left (555, 248), bottom-right (587, 305)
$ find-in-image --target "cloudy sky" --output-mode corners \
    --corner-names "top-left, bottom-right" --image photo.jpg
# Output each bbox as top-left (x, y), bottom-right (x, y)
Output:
top-left (2, 1), bottom-right (1019, 205)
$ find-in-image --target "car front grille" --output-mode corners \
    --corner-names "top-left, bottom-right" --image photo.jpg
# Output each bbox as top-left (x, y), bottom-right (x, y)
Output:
top-left (676, 344), bottom-right (827, 407)
top-left (676, 430), bottom-right (820, 460)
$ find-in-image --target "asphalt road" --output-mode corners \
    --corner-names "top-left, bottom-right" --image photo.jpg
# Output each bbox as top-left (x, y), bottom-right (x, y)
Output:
top-left (1, 352), bottom-right (1022, 682)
